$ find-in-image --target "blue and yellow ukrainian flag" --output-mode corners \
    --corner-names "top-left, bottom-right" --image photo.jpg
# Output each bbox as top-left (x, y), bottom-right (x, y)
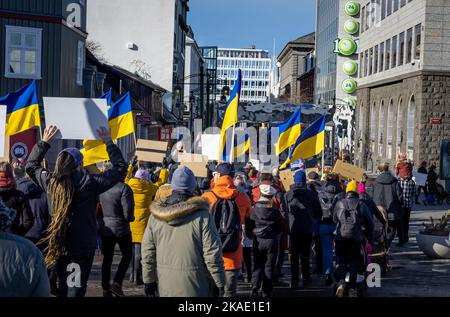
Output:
top-left (233, 132), bottom-right (250, 158)
top-left (109, 91), bottom-right (134, 140)
top-left (218, 69), bottom-right (242, 162)
top-left (274, 107), bottom-right (301, 156)
top-left (280, 113), bottom-right (326, 170)
top-left (0, 81), bottom-right (41, 136)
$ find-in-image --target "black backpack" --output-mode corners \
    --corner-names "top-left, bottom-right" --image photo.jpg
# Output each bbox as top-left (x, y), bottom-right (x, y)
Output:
top-left (337, 199), bottom-right (363, 241)
top-left (318, 192), bottom-right (334, 221)
top-left (211, 192), bottom-right (241, 253)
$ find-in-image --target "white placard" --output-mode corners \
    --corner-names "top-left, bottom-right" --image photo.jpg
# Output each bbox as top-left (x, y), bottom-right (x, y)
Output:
top-left (0, 106), bottom-right (6, 158)
top-left (201, 134), bottom-right (221, 161)
top-left (413, 172), bottom-right (428, 187)
top-left (43, 98), bottom-right (108, 140)
top-left (250, 159), bottom-right (260, 171)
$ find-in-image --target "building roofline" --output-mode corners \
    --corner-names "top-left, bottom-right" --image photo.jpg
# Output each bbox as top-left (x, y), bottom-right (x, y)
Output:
top-left (277, 31), bottom-right (316, 61)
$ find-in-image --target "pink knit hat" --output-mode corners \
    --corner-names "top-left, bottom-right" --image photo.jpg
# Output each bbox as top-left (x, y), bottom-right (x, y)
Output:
top-left (358, 182), bottom-right (366, 194)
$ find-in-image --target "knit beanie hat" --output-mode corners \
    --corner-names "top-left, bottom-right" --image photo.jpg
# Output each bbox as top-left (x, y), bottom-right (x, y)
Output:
top-left (60, 148), bottom-right (83, 166)
top-left (346, 180), bottom-right (358, 193)
top-left (358, 182), bottom-right (366, 194)
top-left (259, 184), bottom-right (276, 197)
top-left (135, 168), bottom-right (150, 181)
top-left (294, 170), bottom-right (306, 186)
top-left (171, 166), bottom-right (197, 194)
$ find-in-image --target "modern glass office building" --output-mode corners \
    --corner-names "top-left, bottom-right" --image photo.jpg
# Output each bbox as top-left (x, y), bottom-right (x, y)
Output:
top-left (314, 0), bottom-right (339, 106)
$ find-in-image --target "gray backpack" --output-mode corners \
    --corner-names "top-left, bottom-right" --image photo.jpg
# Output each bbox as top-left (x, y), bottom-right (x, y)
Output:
top-left (337, 199), bottom-right (363, 241)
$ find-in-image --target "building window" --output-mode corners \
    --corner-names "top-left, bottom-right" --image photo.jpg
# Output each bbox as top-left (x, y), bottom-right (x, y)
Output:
top-left (359, 53), bottom-right (364, 78)
top-left (407, 96), bottom-right (415, 149)
top-left (399, 32), bottom-right (405, 66)
top-left (370, 103), bottom-right (377, 142)
top-left (387, 0), bottom-right (393, 16)
top-left (5, 25), bottom-right (42, 79)
top-left (359, 103), bottom-right (365, 139)
top-left (379, 102), bottom-right (385, 156)
top-left (380, 42), bottom-right (385, 71)
top-left (385, 39), bottom-right (391, 70)
top-left (397, 99), bottom-right (403, 146)
top-left (381, 0), bottom-right (386, 20)
top-left (401, 0), bottom-right (407, 7)
top-left (362, 6), bottom-right (366, 33)
top-left (374, 45), bottom-right (379, 74)
top-left (77, 41), bottom-right (84, 86)
top-left (387, 100), bottom-right (394, 145)
top-left (393, 0), bottom-right (399, 12)
top-left (391, 35), bottom-right (398, 69)
top-left (406, 27), bottom-right (413, 63)
top-left (415, 24), bottom-right (422, 60)
top-left (369, 48), bottom-right (373, 76)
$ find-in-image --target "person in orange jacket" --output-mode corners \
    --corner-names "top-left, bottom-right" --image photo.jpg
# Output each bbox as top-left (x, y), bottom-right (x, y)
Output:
top-left (202, 163), bottom-right (252, 297)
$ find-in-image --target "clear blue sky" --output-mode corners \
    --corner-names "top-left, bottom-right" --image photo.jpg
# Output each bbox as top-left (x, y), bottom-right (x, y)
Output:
top-left (188, 0), bottom-right (316, 58)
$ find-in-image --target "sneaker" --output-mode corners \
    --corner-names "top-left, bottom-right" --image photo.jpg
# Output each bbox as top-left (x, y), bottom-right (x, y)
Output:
top-left (110, 283), bottom-right (125, 297)
top-left (290, 279), bottom-right (299, 290)
top-left (348, 288), bottom-right (358, 298)
top-left (335, 284), bottom-right (345, 297)
top-left (325, 274), bottom-right (333, 286)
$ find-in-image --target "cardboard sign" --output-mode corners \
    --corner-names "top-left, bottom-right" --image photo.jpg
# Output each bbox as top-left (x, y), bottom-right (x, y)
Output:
top-left (279, 169), bottom-right (295, 191)
top-left (43, 97), bottom-right (108, 140)
top-left (413, 172), bottom-right (427, 187)
top-left (178, 153), bottom-right (209, 178)
top-left (0, 106), bottom-right (6, 158)
top-left (135, 139), bottom-right (168, 163)
top-left (201, 134), bottom-right (221, 161)
top-left (332, 160), bottom-right (366, 182)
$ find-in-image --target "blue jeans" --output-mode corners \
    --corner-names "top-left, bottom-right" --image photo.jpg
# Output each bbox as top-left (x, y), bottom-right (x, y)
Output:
top-left (57, 252), bottom-right (95, 297)
top-left (320, 224), bottom-right (336, 275)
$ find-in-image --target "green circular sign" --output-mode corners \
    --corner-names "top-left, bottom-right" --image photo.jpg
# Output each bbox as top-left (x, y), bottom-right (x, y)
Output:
top-left (343, 60), bottom-right (358, 75)
top-left (344, 97), bottom-right (356, 108)
top-left (344, 19), bottom-right (359, 35)
top-left (338, 38), bottom-right (357, 56)
top-left (342, 79), bottom-right (357, 94)
top-left (344, 1), bottom-right (360, 16)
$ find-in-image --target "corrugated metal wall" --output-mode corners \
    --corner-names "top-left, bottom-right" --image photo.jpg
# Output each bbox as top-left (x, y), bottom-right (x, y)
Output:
top-left (0, 0), bottom-right (63, 17)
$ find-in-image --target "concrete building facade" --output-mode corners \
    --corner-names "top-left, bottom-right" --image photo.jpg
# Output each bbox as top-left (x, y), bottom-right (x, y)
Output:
top-left (355, 0), bottom-right (450, 172)
top-left (278, 32), bottom-right (315, 104)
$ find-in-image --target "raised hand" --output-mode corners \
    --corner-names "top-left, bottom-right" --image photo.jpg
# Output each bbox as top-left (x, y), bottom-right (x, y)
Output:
top-left (42, 125), bottom-right (59, 144)
top-left (97, 126), bottom-right (112, 144)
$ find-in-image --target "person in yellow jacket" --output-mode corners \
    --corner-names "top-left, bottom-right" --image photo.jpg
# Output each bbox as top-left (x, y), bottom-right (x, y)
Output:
top-left (125, 161), bottom-right (165, 285)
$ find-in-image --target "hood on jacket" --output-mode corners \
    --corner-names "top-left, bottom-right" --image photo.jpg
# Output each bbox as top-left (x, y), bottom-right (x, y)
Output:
top-left (212, 176), bottom-right (238, 200)
top-left (151, 196), bottom-right (210, 226)
top-left (376, 171), bottom-right (398, 185)
top-left (127, 177), bottom-right (152, 195)
top-left (253, 180), bottom-right (282, 193)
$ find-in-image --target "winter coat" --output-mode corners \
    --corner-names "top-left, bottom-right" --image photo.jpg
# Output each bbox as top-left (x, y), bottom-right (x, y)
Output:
top-left (372, 172), bottom-right (403, 221)
top-left (252, 180), bottom-right (287, 213)
top-left (25, 141), bottom-right (127, 257)
top-left (333, 192), bottom-right (374, 243)
top-left (98, 182), bottom-right (135, 238)
top-left (202, 176), bottom-right (252, 271)
top-left (250, 200), bottom-right (283, 239)
top-left (285, 184), bottom-right (322, 235)
top-left (0, 185), bottom-right (34, 237)
top-left (16, 178), bottom-right (50, 242)
top-left (359, 192), bottom-right (387, 242)
top-left (125, 165), bottom-right (159, 243)
top-left (427, 169), bottom-right (439, 195)
top-left (141, 193), bottom-right (226, 297)
top-left (0, 231), bottom-right (50, 297)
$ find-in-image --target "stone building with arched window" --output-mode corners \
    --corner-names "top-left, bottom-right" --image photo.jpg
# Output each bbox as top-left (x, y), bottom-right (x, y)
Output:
top-left (355, 0), bottom-right (450, 173)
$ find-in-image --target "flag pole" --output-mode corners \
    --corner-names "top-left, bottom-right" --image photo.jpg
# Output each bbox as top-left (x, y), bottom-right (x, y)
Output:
top-left (229, 124), bottom-right (235, 164)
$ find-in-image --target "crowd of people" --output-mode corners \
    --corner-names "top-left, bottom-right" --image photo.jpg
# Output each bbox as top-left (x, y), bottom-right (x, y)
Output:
top-left (0, 125), bottom-right (446, 298)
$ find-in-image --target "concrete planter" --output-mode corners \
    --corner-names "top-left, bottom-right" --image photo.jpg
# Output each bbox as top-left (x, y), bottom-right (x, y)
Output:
top-left (416, 233), bottom-right (450, 259)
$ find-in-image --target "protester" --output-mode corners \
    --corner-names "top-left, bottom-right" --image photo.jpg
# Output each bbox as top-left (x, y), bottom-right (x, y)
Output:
top-left (98, 176), bottom-right (135, 297)
top-left (250, 184), bottom-right (283, 297)
top-left (307, 171), bottom-right (323, 275)
top-left (416, 161), bottom-right (428, 204)
top-left (333, 181), bottom-right (374, 298)
top-left (395, 153), bottom-right (413, 180)
top-left (358, 182), bottom-right (387, 238)
top-left (398, 176), bottom-right (416, 244)
top-left (0, 201), bottom-right (50, 297)
top-left (285, 170), bottom-right (322, 289)
top-left (25, 125), bottom-right (127, 297)
top-left (318, 184), bottom-right (339, 286)
top-left (141, 166), bottom-right (226, 297)
top-left (0, 161), bottom-right (34, 236)
top-left (14, 164), bottom-right (49, 245)
top-left (125, 158), bottom-right (159, 285)
top-left (372, 163), bottom-right (404, 247)
top-left (203, 163), bottom-right (252, 297)
top-left (248, 167), bottom-right (258, 185)
top-left (426, 165), bottom-right (439, 206)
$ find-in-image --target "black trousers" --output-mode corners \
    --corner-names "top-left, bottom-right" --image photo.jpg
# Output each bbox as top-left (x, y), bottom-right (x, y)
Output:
top-left (313, 235), bottom-right (323, 274)
top-left (242, 247), bottom-right (252, 280)
top-left (335, 240), bottom-right (362, 289)
top-left (402, 207), bottom-right (412, 242)
top-left (290, 233), bottom-right (312, 281)
top-left (416, 186), bottom-right (428, 201)
top-left (252, 237), bottom-right (278, 295)
top-left (101, 234), bottom-right (133, 291)
top-left (387, 219), bottom-right (404, 246)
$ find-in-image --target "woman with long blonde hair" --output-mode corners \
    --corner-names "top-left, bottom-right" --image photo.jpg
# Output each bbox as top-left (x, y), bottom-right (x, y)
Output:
top-left (25, 125), bottom-right (127, 297)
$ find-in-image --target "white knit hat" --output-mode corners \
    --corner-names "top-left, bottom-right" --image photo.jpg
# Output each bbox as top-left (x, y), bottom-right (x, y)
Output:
top-left (259, 184), bottom-right (276, 197)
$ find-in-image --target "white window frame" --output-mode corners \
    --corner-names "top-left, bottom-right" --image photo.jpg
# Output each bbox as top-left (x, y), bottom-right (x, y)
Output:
top-left (4, 25), bottom-right (42, 79)
top-left (76, 40), bottom-right (85, 86)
